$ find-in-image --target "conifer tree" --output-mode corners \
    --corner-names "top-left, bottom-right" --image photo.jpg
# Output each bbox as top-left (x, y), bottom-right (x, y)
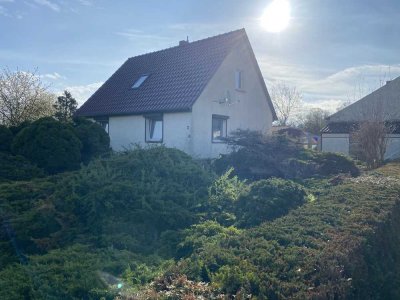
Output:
top-left (54, 90), bottom-right (77, 122)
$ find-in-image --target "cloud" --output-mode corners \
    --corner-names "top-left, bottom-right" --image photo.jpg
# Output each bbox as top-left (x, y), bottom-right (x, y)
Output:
top-left (0, 5), bottom-right (10, 16)
top-left (301, 64), bottom-right (400, 101)
top-left (33, 0), bottom-right (60, 12)
top-left (62, 82), bottom-right (103, 105)
top-left (40, 72), bottom-right (65, 80)
top-left (77, 0), bottom-right (92, 6)
top-left (258, 54), bottom-right (400, 112)
top-left (115, 29), bottom-right (169, 41)
top-left (302, 99), bottom-right (344, 113)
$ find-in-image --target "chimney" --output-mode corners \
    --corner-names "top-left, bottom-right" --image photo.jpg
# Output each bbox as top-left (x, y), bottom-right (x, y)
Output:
top-left (179, 36), bottom-right (189, 46)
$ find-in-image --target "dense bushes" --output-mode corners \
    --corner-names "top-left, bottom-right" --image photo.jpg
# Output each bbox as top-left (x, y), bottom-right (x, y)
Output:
top-left (0, 125), bottom-right (13, 152)
top-left (169, 165), bottom-right (400, 299)
top-left (236, 178), bottom-right (307, 227)
top-left (305, 151), bottom-right (360, 177)
top-left (73, 117), bottom-right (110, 163)
top-left (0, 152), bottom-right (45, 182)
top-left (1, 142), bottom-right (399, 299)
top-left (0, 147), bottom-right (214, 297)
top-left (204, 169), bottom-right (307, 228)
top-left (0, 245), bottom-right (120, 300)
top-left (0, 117), bottom-right (111, 177)
top-left (53, 147), bottom-right (212, 251)
top-left (12, 117), bottom-right (82, 173)
top-left (214, 130), bottom-right (298, 179)
top-left (214, 129), bottom-right (359, 180)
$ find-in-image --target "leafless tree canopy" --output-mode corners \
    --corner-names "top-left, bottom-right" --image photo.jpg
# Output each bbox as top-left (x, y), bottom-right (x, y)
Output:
top-left (0, 68), bottom-right (55, 126)
top-left (298, 108), bottom-right (330, 135)
top-left (270, 82), bottom-right (302, 126)
top-left (352, 103), bottom-right (393, 169)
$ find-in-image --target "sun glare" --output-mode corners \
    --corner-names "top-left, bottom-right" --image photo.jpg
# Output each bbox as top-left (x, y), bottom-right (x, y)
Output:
top-left (260, 0), bottom-right (291, 33)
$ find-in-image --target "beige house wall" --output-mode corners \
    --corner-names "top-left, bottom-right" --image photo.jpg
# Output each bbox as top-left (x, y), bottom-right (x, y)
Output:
top-left (191, 41), bottom-right (274, 158)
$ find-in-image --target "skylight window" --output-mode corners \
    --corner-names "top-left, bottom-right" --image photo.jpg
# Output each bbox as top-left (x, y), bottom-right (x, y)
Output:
top-left (132, 74), bottom-right (149, 89)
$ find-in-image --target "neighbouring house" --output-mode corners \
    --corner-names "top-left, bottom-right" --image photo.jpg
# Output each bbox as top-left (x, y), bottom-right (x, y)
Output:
top-left (321, 76), bottom-right (400, 159)
top-left (75, 29), bottom-right (277, 158)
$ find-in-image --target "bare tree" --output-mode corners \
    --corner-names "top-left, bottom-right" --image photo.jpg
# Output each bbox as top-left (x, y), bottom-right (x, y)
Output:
top-left (352, 104), bottom-right (393, 169)
top-left (0, 68), bottom-right (55, 126)
top-left (270, 82), bottom-right (302, 126)
top-left (298, 108), bottom-right (330, 135)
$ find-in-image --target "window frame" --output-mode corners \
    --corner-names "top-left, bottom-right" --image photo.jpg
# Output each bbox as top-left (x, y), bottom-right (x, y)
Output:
top-left (144, 114), bottom-right (163, 143)
top-left (132, 74), bottom-right (150, 89)
top-left (235, 70), bottom-right (243, 91)
top-left (211, 114), bottom-right (229, 143)
top-left (94, 116), bottom-right (109, 134)
top-left (99, 121), bottom-right (109, 134)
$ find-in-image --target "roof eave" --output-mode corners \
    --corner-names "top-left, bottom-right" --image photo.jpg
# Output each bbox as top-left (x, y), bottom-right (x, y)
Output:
top-left (242, 33), bottom-right (278, 121)
top-left (76, 107), bottom-right (192, 118)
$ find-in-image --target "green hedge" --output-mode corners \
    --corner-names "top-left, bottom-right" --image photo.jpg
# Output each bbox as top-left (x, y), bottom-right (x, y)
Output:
top-left (73, 117), bottom-right (110, 164)
top-left (0, 125), bottom-right (13, 152)
top-left (168, 164), bottom-right (400, 298)
top-left (12, 117), bottom-right (82, 173)
top-left (236, 178), bottom-right (307, 227)
top-left (0, 152), bottom-right (45, 182)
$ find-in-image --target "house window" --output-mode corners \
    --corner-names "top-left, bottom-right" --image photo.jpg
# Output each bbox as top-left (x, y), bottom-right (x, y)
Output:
top-left (145, 115), bottom-right (163, 143)
top-left (94, 117), bottom-right (109, 134)
top-left (235, 70), bottom-right (242, 90)
top-left (212, 114), bottom-right (228, 142)
top-left (99, 121), bottom-right (109, 134)
top-left (132, 74), bottom-right (149, 89)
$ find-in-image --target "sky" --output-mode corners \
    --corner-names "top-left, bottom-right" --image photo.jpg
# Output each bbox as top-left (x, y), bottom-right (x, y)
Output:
top-left (1, 0), bottom-right (400, 112)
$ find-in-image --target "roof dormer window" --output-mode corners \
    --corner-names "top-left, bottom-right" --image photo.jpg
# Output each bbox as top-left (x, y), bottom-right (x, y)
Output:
top-left (132, 74), bottom-right (149, 89)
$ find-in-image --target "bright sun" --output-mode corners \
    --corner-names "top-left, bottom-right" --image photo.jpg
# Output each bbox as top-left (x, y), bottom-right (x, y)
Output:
top-left (260, 0), bottom-right (291, 33)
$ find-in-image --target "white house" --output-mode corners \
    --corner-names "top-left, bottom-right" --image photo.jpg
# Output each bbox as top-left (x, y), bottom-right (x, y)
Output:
top-left (321, 76), bottom-right (400, 159)
top-left (76, 29), bottom-right (277, 158)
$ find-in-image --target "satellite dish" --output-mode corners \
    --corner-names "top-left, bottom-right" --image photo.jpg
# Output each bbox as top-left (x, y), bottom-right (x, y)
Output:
top-left (212, 90), bottom-right (240, 105)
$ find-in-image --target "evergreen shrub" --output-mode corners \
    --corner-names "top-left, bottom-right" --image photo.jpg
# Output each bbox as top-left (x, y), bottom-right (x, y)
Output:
top-left (12, 117), bottom-right (82, 173)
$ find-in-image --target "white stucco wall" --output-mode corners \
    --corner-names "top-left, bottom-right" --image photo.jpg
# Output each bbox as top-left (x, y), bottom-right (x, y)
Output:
top-left (190, 41), bottom-right (274, 158)
top-left (321, 133), bottom-right (400, 160)
top-left (321, 133), bottom-right (350, 156)
top-left (109, 115), bottom-right (144, 151)
top-left (385, 135), bottom-right (400, 160)
top-left (109, 112), bottom-right (192, 152)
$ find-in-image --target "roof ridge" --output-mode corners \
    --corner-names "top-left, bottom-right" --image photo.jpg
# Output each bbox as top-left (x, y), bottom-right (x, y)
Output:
top-left (127, 28), bottom-right (246, 60)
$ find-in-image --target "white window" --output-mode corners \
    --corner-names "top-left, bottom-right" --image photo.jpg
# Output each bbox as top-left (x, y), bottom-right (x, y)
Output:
top-left (145, 115), bottom-right (163, 143)
top-left (99, 121), bottom-right (109, 134)
top-left (132, 74), bottom-right (149, 89)
top-left (212, 114), bottom-right (228, 142)
top-left (235, 70), bottom-right (242, 90)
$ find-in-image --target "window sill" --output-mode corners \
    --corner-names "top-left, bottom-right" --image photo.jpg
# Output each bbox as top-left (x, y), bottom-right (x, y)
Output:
top-left (212, 139), bottom-right (228, 144)
top-left (146, 140), bottom-right (163, 143)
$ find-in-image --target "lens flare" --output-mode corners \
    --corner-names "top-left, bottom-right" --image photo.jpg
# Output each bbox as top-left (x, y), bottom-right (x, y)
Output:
top-left (260, 0), bottom-right (291, 33)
